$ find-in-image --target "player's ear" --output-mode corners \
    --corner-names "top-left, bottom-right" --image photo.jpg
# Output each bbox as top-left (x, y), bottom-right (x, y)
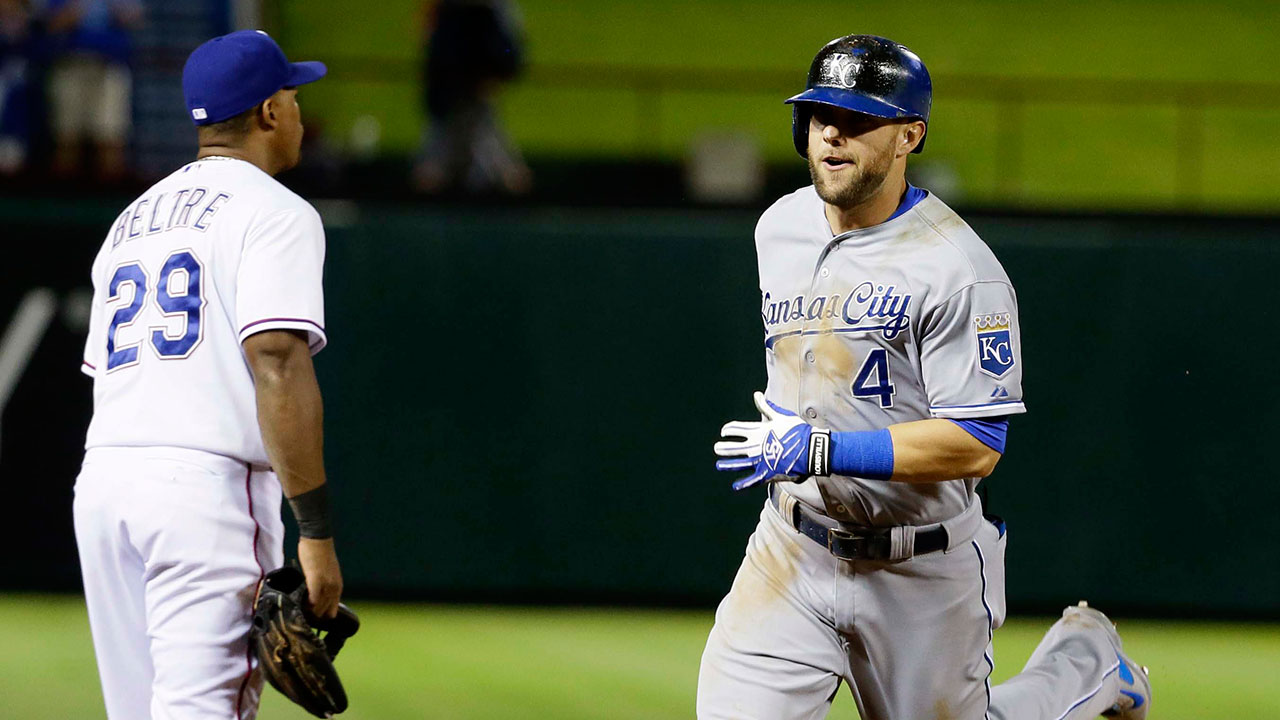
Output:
top-left (259, 95), bottom-right (279, 130)
top-left (899, 121), bottom-right (925, 156)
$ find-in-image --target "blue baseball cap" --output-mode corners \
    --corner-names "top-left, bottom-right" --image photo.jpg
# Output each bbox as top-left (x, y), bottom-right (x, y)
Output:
top-left (182, 30), bottom-right (326, 126)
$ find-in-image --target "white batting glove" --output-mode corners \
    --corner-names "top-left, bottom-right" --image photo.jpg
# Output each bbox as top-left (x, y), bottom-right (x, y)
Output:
top-left (714, 391), bottom-right (829, 491)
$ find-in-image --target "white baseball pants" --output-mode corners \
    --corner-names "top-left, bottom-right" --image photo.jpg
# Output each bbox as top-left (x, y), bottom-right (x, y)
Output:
top-left (698, 499), bottom-right (1123, 720)
top-left (73, 447), bottom-right (284, 720)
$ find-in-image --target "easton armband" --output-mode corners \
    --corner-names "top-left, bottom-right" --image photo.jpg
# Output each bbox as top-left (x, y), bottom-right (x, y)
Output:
top-left (807, 428), bottom-right (895, 481)
top-left (287, 484), bottom-right (333, 539)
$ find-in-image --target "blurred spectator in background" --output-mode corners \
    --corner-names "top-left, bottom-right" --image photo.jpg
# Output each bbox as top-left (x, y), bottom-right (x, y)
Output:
top-left (43, 0), bottom-right (141, 181)
top-left (413, 0), bottom-right (531, 195)
top-left (0, 0), bottom-right (32, 174)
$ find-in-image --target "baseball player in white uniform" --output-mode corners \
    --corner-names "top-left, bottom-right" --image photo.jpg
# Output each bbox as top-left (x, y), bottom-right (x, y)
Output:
top-left (699, 36), bottom-right (1153, 720)
top-left (74, 31), bottom-right (343, 719)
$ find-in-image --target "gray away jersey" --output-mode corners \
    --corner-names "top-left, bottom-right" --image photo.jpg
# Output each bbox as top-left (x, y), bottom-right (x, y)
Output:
top-left (757, 187), bottom-right (1024, 527)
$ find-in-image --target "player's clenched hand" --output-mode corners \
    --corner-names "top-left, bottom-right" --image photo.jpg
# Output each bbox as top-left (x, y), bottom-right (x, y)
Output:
top-left (297, 537), bottom-right (343, 619)
top-left (715, 391), bottom-right (814, 490)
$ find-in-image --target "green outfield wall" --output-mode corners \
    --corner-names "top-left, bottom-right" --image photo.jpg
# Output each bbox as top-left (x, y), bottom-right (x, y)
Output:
top-left (2, 200), bottom-right (1277, 615)
top-left (271, 0), bottom-right (1280, 212)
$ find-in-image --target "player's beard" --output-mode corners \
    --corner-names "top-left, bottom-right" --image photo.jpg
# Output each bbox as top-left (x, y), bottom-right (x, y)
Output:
top-left (808, 144), bottom-right (894, 210)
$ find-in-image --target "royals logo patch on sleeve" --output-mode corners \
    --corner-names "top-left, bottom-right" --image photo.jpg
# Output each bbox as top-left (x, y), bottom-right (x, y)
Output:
top-left (975, 313), bottom-right (1015, 378)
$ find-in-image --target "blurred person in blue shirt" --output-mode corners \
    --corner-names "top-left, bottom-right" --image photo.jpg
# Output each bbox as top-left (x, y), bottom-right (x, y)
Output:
top-left (0, 0), bottom-right (33, 174)
top-left (412, 0), bottom-right (531, 195)
top-left (42, 0), bottom-right (142, 180)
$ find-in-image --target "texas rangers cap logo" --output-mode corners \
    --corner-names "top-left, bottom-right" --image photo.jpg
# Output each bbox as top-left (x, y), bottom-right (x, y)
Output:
top-left (975, 313), bottom-right (1015, 378)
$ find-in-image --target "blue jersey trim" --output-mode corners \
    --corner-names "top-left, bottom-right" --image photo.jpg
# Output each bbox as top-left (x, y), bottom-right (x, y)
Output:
top-left (887, 183), bottom-right (928, 222)
top-left (950, 417), bottom-right (1009, 454)
top-left (972, 539), bottom-right (996, 719)
top-left (930, 400), bottom-right (1023, 411)
top-left (764, 324), bottom-right (901, 349)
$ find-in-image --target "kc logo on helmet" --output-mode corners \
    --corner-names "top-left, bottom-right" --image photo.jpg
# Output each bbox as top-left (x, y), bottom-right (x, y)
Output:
top-left (823, 54), bottom-right (861, 89)
top-left (974, 313), bottom-right (1015, 378)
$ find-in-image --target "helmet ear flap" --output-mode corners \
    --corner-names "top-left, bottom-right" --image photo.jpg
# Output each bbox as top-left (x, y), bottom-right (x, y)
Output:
top-left (792, 105), bottom-right (810, 158)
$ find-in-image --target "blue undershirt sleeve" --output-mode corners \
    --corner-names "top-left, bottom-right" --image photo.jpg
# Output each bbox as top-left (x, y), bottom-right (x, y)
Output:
top-left (948, 417), bottom-right (1009, 453)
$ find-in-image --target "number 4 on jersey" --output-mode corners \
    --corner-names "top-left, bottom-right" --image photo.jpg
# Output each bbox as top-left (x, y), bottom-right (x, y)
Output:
top-left (852, 348), bottom-right (895, 408)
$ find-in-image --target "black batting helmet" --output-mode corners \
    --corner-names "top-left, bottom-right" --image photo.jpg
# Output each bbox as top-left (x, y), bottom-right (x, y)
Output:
top-left (785, 35), bottom-right (932, 157)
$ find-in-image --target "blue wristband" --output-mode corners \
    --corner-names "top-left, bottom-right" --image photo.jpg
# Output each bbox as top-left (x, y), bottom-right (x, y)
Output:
top-left (816, 428), bottom-right (895, 480)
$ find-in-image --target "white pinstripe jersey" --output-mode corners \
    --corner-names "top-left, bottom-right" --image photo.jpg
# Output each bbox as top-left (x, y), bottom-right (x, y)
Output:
top-left (81, 157), bottom-right (326, 466)
top-left (757, 187), bottom-right (1024, 526)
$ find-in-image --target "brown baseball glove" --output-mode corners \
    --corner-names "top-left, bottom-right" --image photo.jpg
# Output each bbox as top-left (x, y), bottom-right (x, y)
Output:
top-left (249, 566), bottom-right (360, 718)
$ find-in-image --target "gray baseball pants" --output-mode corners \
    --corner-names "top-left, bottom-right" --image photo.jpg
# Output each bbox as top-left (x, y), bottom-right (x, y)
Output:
top-left (697, 498), bottom-right (1124, 720)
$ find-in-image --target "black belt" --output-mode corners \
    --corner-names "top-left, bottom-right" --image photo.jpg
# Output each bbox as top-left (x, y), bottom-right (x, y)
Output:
top-left (769, 485), bottom-right (949, 561)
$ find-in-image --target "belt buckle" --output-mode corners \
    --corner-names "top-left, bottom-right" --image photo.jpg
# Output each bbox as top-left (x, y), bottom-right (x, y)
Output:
top-left (826, 528), bottom-right (864, 560)
top-left (827, 527), bottom-right (892, 561)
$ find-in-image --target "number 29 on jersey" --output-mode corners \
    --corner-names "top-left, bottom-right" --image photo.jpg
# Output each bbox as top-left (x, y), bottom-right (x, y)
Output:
top-left (106, 249), bottom-right (205, 371)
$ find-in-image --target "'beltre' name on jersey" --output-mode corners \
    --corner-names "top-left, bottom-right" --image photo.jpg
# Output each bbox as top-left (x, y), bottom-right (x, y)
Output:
top-left (108, 186), bottom-right (234, 248)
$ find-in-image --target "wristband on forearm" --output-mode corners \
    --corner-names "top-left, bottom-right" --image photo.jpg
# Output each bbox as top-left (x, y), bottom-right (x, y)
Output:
top-left (807, 427), bottom-right (895, 480)
top-left (287, 484), bottom-right (333, 539)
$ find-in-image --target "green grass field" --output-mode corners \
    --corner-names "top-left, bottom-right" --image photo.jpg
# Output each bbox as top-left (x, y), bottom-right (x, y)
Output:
top-left (4, 595), bottom-right (1278, 719)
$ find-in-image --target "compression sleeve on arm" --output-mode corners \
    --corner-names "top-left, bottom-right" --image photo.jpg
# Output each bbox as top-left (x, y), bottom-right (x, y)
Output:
top-left (948, 417), bottom-right (1009, 453)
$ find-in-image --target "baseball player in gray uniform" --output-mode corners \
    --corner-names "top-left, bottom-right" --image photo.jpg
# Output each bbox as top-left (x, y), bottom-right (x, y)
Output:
top-left (699, 35), bottom-right (1152, 720)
